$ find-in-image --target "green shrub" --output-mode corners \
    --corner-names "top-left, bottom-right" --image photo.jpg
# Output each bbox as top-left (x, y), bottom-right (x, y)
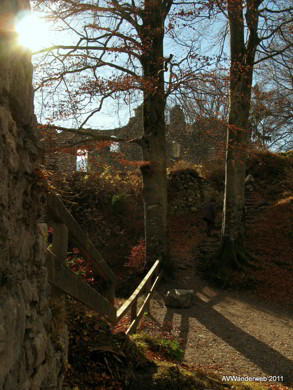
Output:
top-left (111, 192), bottom-right (128, 214)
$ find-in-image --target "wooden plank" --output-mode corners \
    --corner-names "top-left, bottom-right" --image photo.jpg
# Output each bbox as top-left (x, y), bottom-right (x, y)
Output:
top-left (131, 300), bottom-right (137, 323)
top-left (52, 223), bottom-right (68, 261)
top-left (126, 272), bottom-right (162, 335)
top-left (144, 279), bottom-right (151, 314)
top-left (106, 284), bottom-right (115, 306)
top-left (51, 223), bottom-right (68, 299)
top-left (47, 192), bottom-right (116, 285)
top-left (116, 259), bottom-right (160, 322)
top-left (46, 249), bottom-right (116, 323)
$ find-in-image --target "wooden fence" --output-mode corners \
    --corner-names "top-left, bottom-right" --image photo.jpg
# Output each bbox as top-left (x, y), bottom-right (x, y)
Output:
top-left (44, 192), bottom-right (162, 333)
top-left (116, 259), bottom-right (162, 334)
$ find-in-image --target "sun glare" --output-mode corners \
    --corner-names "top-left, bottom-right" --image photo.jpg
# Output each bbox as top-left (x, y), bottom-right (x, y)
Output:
top-left (15, 12), bottom-right (51, 52)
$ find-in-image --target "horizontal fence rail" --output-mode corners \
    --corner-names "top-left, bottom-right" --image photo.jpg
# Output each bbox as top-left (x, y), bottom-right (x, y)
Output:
top-left (116, 259), bottom-right (162, 334)
top-left (46, 249), bottom-right (116, 323)
top-left (48, 192), bottom-right (116, 303)
top-left (44, 192), bottom-right (162, 334)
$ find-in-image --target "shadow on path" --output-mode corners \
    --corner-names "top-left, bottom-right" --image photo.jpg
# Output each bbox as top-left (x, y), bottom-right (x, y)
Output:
top-left (162, 292), bottom-right (293, 385)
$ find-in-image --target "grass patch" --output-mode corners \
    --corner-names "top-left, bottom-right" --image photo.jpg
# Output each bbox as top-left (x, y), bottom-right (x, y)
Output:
top-left (131, 333), bottom-right (184, 362)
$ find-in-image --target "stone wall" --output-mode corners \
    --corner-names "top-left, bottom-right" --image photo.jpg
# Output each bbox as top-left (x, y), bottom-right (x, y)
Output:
top-left (168, 169), bottom-right (222, 214)
top-left (109, 105), bottom-right (226, 168)
top-left (0, 2), bottom-right (66, 389)
top-left (42, 105), bottom-right (226, 172)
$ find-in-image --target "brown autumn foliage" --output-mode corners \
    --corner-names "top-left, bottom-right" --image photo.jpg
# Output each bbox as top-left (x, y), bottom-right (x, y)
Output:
top-left (63, 151), bottom-right (292, 390)
top-left (246, 197), bottom-right (293, 305)
top-left (46, 149), bottom-right (293, 303)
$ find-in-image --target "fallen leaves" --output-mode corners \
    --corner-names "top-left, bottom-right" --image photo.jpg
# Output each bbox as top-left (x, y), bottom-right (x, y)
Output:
top-left (64, 298), bottom-right (151, 390)
top-left (246, 198), bottom-right (293, 305)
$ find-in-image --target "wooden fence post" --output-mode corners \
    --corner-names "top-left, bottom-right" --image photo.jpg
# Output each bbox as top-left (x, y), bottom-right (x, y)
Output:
top-left (145, 279), bottom-right (151, 314)
top-left (131, 300), bottom-right (137, 325)
top-left (106, 282), bottom-right (115, 306)
top-left (52, 223), bottom-right (68, 261)
top-left (50, 222), bottom-right (69, 368)
top-left (51, 223), bottom-right (68, 297)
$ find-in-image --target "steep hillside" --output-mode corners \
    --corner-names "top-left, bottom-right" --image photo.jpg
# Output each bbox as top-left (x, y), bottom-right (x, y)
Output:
top-left (48, 151), bottom-right (292, 300)
top-left (60, 151), bottom-right (293, 389)
top-left (245, 151), bottom-right (293, 304)
top-left (194, 151), bottom-right (293, 303)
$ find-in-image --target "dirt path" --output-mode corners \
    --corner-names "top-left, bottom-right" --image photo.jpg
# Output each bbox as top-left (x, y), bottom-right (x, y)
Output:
top-left (149, 213), bottom-right (293, 386)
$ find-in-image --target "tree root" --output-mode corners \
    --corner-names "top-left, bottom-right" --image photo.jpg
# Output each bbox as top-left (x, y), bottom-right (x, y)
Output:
top-left (198, 239), bottom-right (257, 289)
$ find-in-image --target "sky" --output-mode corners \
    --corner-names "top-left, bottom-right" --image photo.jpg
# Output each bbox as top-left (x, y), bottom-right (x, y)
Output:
top-left (15, 1), bottom-right (291, 152)
top-left (18, 2), bottom-right (228, 131)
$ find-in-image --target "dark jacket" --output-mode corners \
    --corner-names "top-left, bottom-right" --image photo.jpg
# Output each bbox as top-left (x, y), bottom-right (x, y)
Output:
top-left (203, 201), bottom-right (216, 222)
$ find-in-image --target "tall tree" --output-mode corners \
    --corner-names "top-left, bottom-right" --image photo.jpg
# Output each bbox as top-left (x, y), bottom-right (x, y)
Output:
top-left (174, 72), bottom-right (229, 122)
top-left (252, 22), bottom-right (293, 151)
top-left (32, 0), bottom-right (207, 262)
top-left (250, 83), bottom-right (293, 151)
top-left (201, 0), bottom-right (293, 276)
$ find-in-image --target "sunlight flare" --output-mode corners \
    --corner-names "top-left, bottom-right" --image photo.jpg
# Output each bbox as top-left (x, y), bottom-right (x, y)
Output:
top-left (15, 12), bottom-right (51, 51)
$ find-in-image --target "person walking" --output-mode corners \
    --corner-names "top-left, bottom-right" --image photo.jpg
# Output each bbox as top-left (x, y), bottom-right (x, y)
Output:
top-left (203, 198), bottom-right (216, 236)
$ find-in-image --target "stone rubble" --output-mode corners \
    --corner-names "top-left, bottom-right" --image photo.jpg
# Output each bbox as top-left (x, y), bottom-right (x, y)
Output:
top-left (165, 289), bottom-right (195, 308)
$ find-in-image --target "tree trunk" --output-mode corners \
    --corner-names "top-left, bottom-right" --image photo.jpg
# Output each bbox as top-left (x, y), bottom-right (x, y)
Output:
top-left (141, 96), bottom-right (167, 262)
top-left (221, 74), bottom-right (251, 262)
top-left (0, 2), bottom-right (66, 388)
top-left (203, 1), bottom-right (260, 280)
top-left (140, 1), bottom-right (168, 262)
top-left (221, 0), bottom-right (259, 259)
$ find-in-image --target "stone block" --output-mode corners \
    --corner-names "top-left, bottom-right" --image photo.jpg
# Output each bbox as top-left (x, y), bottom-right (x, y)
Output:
top-left (24, 340), bottom-right (34, 369)
top-left (0, 325), bottom-right (6, 353)
top-left (32, 328), bottom-right (48, 368)
top-left (22, 279), bottom-right (33, 303)
top-left (0, 292), bottom-right (26, 387)
top-left (31, 362), bottom-right (49, 390)
top-left (165, 289), bottom-right (194, 308)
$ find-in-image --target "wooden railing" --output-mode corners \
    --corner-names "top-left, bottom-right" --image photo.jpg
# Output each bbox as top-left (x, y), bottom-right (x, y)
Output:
top-left (44, 192), bottom-right (162, 333)
top-left (46, 249), bottom-right (116, 322)
top-left (47, 192), bottom-right (116, 303)
top-left (116, 259), bottom-right (162, 334)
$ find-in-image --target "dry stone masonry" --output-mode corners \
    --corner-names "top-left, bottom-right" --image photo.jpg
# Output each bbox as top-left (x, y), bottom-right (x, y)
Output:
top-left (168, 169), bottom-right (221, 214)
top-left (0, 2), bottom-right (66, 389)
top-left (42, 105), bottom-right (226, 173)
